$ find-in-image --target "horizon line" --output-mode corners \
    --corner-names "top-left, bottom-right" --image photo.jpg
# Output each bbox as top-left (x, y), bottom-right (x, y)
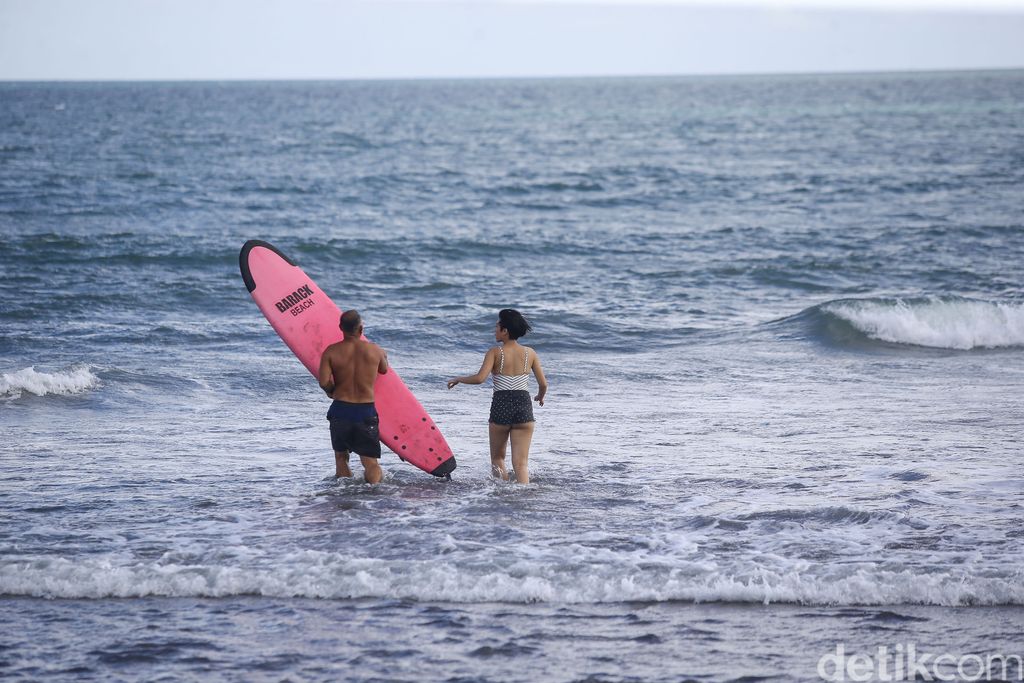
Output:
top-left (3, 65), bottom-right (1023, 85)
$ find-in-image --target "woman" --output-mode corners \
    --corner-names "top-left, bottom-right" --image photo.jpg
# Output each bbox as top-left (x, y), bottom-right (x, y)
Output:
top-left (447, 309), bottom-right (548, 483)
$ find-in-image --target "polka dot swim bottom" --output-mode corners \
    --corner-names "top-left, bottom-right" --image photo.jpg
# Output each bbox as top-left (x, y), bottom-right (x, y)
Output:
top-left (489, 390), bottom-right (535, 425)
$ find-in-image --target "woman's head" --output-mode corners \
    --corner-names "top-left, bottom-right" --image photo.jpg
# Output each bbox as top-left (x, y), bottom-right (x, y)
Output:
top-left (497, 309), bottom-right (532, 340)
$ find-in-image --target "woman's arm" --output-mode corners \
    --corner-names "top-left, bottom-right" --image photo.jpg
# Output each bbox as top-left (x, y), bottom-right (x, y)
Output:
top-left (531, 351), bottom-right (548, 406)
top-left (447, 348), bottom-right (496, 389)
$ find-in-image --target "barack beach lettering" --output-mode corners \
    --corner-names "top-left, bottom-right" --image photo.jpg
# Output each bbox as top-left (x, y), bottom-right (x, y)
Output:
top-left (274, 284), bottom-right (314, 313)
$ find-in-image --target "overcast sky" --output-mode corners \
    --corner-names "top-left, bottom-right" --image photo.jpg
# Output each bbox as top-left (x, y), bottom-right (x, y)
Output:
top-left (1, 0), bottom-right (1023, 80)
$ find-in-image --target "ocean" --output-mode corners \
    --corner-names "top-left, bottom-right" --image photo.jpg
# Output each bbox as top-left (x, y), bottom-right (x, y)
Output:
top-left (1, 72), bottom-right (1023, 682)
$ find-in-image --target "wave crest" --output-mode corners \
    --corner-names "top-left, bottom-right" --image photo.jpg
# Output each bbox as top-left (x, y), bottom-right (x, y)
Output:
top-left (0, 366), bottom-right (100, 399)
top-left (789, 297), bottom-right (1024, 350)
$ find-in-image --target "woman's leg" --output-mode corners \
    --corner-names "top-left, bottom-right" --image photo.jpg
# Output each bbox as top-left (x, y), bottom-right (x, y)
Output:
top-left (509, 422), bottom-right (535, 484)
top-left (488, 422), bottom-right (511, 480)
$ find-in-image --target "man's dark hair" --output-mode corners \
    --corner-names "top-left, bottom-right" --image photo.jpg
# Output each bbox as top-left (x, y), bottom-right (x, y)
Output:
top-left (498, 309), bottom-right (532, 340)
top-left (340, 310), bottom-right (362, 335)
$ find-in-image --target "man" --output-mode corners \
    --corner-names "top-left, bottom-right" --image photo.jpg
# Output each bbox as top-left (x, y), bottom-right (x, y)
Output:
top-left (318, 310), bottom-right (389, 483)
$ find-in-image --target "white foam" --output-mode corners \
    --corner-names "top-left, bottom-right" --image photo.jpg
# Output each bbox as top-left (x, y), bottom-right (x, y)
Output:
top-left (1, 552), bottom-right (1021, 606)
top-left (823, 298), bottom-right (1024, 350)
top-left (0, 365), bottom-right (100, 399)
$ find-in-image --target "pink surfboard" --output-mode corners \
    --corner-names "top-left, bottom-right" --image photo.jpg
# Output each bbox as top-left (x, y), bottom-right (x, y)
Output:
top-left (239, 240), bottom-right (456, 477)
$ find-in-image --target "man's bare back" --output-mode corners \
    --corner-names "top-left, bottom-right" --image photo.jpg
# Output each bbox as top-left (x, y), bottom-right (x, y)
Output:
top-left (318, 337), bottom-right (388, 403)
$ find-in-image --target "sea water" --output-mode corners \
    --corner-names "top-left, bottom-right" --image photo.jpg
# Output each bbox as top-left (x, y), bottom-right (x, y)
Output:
top-left (1, 73), bottom-right (1023, 681)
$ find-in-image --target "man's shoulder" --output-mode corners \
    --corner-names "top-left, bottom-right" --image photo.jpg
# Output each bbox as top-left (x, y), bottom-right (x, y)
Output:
top-left (323, 340), bottom-right (347, 355)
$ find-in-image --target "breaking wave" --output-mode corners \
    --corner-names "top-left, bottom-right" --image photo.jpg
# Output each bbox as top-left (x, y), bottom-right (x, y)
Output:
top-left (0, 365), bottom-right (100, 399)
top-left (2, 553), bottom-right (1021, 606)
top-left (786, 297), bottom-right (1024, 350)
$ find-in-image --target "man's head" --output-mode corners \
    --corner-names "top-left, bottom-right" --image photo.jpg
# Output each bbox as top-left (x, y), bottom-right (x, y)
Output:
top-left (497, 308), bottom-right (531, 340)
top-left (340, 309), bottom-right (363, 337)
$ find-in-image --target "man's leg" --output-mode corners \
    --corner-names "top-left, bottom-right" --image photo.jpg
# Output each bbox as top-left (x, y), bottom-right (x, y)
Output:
top-left (488, 422), bottom-right (511, 480)
top-left (360, 455), bottom-right (382, 484)
top-left (509, 422), bottom-right (534, 484)
top-left (335, 451), bottom-right (353, 478)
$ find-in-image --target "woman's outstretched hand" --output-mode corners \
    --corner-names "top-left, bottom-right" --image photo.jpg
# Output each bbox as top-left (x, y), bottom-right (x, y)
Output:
top-left (447, 379), bottom-right (460, 390)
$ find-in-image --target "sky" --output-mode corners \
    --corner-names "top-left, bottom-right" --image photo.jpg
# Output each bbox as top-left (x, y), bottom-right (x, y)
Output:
top-left (1, 0), bottom-right (1023, 80)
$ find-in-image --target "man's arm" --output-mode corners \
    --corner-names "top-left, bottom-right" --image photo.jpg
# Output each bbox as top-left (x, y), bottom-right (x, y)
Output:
top-left (377, 346), bottom-right (389, 375)
top-left (318, 349), bottom-right (335, 396)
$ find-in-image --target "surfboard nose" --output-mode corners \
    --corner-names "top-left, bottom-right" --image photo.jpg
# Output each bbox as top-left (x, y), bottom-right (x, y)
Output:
top-left (239, 239), bottom-right (296, 293)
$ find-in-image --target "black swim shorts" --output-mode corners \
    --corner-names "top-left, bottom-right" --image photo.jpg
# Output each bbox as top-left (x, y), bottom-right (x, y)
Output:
top-left (327, 401), bottom-right (381, 458)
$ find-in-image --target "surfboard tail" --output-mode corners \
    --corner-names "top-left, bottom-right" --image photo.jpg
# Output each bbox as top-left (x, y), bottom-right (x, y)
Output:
top-left (429, 458), bottom-right (457, 478)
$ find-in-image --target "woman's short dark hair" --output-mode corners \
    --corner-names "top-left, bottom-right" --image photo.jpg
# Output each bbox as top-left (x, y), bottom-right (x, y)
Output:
top-left (498, 309), bottom-right (532, 340)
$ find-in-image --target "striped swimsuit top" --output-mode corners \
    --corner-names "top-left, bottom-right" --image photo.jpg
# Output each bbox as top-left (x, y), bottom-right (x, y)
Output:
top-left (492, 346), bottom-right (530, 392)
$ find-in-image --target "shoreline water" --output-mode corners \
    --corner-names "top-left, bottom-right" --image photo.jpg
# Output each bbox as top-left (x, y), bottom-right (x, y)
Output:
top-left (3, 598), bottom-right (1023, 681)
